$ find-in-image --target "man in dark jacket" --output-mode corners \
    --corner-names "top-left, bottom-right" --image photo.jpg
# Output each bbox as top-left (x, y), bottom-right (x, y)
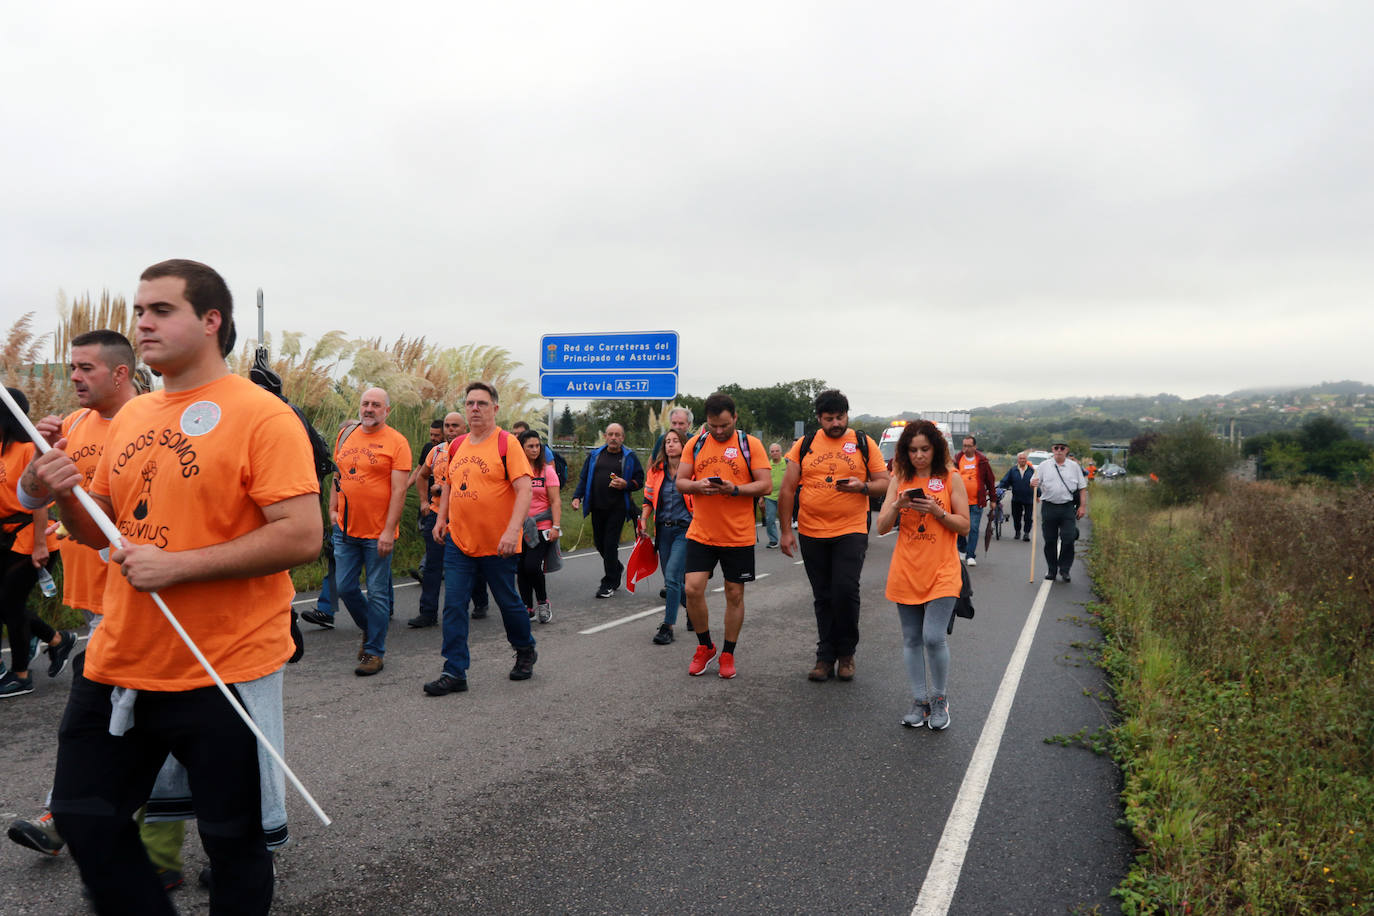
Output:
top-left (998, 451), bottom-right (1036, 541)
top-left (572, 423), bottom-right (645, 598)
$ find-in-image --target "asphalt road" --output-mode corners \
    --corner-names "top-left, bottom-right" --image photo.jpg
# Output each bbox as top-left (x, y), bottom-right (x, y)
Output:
top-left (2, 513), bottom-right (1133, 915)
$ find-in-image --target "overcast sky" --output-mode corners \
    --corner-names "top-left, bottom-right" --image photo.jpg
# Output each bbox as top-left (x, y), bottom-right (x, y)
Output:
top-left (4, 2), bottom-right (1370, 416)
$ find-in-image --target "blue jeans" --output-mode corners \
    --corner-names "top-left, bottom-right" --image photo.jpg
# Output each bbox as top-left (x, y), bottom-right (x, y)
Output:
top-left (762, 498), bottom-right (779, 546)
top-left (659, 524), bottom-right (688, 627)
top-left (318, 549), bottom-right (393, 616)
top-left (957, 505), bottom-right (984, 559)
top-left (333, 527), bottom-right (393, 656)
top-left (440, 538), bottom-right (535, 678)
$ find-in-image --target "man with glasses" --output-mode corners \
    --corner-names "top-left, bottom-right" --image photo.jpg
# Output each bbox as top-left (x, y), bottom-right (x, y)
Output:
top-left (1030, 440), bottom-right (1088, 583)
top-left (423, 382), bottom-right (537, 695)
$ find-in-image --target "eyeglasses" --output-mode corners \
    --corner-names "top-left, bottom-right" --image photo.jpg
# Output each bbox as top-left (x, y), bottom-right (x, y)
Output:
top-left (1052, 445), bottom-right (1067, 451)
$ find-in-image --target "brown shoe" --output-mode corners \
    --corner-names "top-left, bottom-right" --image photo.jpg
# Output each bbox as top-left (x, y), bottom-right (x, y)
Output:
top-left (355, 653), bottom-right (384, 676)
top-left (836, 656), bottom-right (856, 681)
top-left (808, 659), bottom-right (834, 681)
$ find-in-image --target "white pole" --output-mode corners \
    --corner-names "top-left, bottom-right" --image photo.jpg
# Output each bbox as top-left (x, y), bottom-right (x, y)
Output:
top-left (0, 386), bottom-right (331, 826)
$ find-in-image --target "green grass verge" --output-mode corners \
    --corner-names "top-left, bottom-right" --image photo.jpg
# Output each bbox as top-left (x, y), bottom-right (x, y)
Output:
top-left (1090, 482), bottom-right (1374, 913)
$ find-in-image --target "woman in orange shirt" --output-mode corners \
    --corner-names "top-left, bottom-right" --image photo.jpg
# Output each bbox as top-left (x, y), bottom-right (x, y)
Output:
top-left (875, 420), bottom-right (969, 731)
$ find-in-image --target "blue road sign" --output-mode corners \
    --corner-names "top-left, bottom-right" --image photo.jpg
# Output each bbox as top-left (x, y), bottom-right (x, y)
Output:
top-left (539, 371), bottom-right (678, 400)
top-left (540, 332), bottom-right (678, 372)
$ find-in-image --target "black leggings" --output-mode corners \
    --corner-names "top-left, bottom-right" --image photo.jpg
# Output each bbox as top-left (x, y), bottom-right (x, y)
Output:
top-left (2, 549), bottom-right (49, 674)
top-left (517, 539), bottom-right (550, 607)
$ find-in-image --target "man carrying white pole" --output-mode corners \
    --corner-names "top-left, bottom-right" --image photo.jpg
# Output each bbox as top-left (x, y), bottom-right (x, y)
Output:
top-left (23, 259), bottom-right (322, 915)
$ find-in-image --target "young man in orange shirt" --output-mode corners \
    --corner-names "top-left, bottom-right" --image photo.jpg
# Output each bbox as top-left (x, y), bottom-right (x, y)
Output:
top-left (675, 392), bottom-right (772, 679)
top-left (423, 381), bottom-right (537, 695)
top-left (26, 259), bottom-right (321, 914)
top-left (776, 389), bottom-right (889, 682)
top-left (325, 386), bottom-right (412, 676)
top-left (955, 435), bottom-right (997, 567)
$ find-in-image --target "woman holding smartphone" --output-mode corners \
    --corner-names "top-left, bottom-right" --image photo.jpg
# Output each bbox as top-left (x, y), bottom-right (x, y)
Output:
top-left (875, 420), bottom-right (969, 731)
top-left (641, 428), bottom-right (693, 645)
top-left (517, 430), bottom-right (560, 623)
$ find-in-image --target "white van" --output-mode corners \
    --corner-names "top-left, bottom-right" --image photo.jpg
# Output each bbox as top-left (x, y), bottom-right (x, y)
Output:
top-left (1026, 449), bottom-right (1053, 467)
top-left (878, 420), bottom-right (953, 465)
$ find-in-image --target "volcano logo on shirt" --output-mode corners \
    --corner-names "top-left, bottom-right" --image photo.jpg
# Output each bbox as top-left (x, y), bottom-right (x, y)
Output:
top-left (459, 467), bottom-right (472, 491)
top-left (133, 461), bottom-right (159, 520)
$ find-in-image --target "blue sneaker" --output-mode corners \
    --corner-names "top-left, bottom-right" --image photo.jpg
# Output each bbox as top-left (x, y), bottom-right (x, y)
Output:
top-left (0, 672), bottom-right (35, 698)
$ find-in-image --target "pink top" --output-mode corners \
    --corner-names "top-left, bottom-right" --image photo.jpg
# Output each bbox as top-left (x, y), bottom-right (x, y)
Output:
top-left (527, 464), bottom-right (559, 529)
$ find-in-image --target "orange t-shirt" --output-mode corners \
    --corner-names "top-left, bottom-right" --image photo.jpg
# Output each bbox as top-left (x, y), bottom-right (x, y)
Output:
top-left (0, 441), bottom-right (60, 557)
top-left (444, 429), bottom-right (533, 557)
top-left (957, 453), bottom-right (983, 506)
top-left (426, 441), bottom-right (450, 514)
top-left (885, 473), bottom-right (964, 605)
top-left (334, 424), bottom-right (412, 539)
top-left (86, 374), bottom-right (319, 691)
top-left (58, 408), bottom-right (116, 613)
top-left (786, 429), bottom-right (887, 538)
top-left (682, 431), bottom-right (770, 548)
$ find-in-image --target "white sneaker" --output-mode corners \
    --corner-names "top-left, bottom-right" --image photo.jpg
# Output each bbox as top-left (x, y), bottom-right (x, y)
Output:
top-left (966, 557), bottom-right (977, 567)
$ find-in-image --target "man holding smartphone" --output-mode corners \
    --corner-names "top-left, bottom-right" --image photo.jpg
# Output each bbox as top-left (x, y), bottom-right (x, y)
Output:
top-left (776, 390), bottom-right (889, 682)
top-left (571, 423), bottom-right (644, 599)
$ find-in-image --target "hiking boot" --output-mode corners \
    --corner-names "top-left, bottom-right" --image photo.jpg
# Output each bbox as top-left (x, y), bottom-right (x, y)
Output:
top-left (688, 644), bottom-right (717, 676)
top-left (536, 601), bottom-right (552, 624)
top-left (157, 868), bottom-right (184, 891)
top-left (7, 811), bottom-right (64, 855)
top-left (902, 699), bottom-right (931, 728)
top-left (652, 623), bottom-right (674, 645)
top-left (717, 652), bottom-right (737, 679)
top-left (406, 614), bottom-right (437, 629)
top-left (470, 605), bottom-right (489, 620)
top-left (47, 630), bottom-right (78, 678)
top-left (355, 654), bottom-right (384, 676)
top-left (0, 673), bottom-right (34, 698)
top-left (424, 673), bottom-right (468, 696)
top-left (836, 656), bottom-right (856, 681)
top-left (928, 695), bottom-right (951, 730)
top-left (301, 609), bottom-right (335, 629)
top-left (808, 659), bottom-right (834, 682)
top-left (510, 646), bottom-right (537, 680)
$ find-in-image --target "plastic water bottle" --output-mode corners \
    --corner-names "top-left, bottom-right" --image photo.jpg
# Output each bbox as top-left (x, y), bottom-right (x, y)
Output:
top-left (37, 567), bottom-right (58, 598)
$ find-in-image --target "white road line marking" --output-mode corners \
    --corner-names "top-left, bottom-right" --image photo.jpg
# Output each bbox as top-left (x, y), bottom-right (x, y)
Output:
top-left (578, 607), bottom-right (664, 634)
top-left (911, 579), bottom-right (1053, 916)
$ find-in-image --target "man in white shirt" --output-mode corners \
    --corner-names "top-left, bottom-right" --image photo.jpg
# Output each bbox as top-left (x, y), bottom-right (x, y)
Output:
top-left (1029, 440), bottom-right (1088, 583)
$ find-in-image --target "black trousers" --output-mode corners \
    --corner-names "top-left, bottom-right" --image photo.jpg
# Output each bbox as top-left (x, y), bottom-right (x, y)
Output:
top-left (1010, 500), bottom-right (1033, 536)
top-left (798, 531), bottom-right (869, 661)
top-left (1041, 501), bottom-right (1078, 575)
top-left (518, 538), bottom-right (550, 606)
top-left (591, 508), bottom-right (627, 590)
top-left (1, 550), bottom-right (42, 673)
top-left (51, 675), bottom-right (272, 916)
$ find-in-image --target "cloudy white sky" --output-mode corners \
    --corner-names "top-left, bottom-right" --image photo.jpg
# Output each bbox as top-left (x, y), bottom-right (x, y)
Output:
top-left (4, 2), bottom-right (1370, 415)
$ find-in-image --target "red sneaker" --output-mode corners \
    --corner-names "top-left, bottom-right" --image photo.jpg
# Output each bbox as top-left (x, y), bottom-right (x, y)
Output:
top-left (688, 645), bottom-right (717, 676)
top-left (718, 652), bottom-right (737, 679)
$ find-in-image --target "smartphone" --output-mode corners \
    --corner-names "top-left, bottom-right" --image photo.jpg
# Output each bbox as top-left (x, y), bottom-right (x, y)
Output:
top-left (834, 477), bottom-right (856, 487)
top-left (902, 488), bottom-right (925, 501)
top-left (541, 528), bottom-right (556, 541)
top-left (707, 476), bottom-right (726, 486)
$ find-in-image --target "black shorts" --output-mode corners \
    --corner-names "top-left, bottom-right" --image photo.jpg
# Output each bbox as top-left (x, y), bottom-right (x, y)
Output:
top-left (685, 539), bottom-right (755, 583)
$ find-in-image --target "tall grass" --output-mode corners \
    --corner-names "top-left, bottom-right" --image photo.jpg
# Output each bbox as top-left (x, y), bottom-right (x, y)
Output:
top-left (1091, 482), bottom-right (1373, 913)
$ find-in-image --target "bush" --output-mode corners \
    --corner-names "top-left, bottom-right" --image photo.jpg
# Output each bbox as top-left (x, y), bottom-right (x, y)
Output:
top-left (1134, 420), bottom-right (1236, 506)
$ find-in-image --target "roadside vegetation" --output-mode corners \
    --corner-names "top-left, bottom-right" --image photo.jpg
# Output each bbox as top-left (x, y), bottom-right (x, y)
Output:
top-left (1088, 443), bottom-right (1372, 911)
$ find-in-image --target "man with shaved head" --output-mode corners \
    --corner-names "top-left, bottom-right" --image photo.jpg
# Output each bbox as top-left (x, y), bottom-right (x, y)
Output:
top-left (572, 422), bottom-right (644, 599)
top-left (325, 386), bottom-right (411, 675)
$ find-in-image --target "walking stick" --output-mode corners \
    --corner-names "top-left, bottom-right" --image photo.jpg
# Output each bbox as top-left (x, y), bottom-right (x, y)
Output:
top-left (1029, 489), bottom-right (1039, 584)
top-left (0, 386), bottom-right (332, 826)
